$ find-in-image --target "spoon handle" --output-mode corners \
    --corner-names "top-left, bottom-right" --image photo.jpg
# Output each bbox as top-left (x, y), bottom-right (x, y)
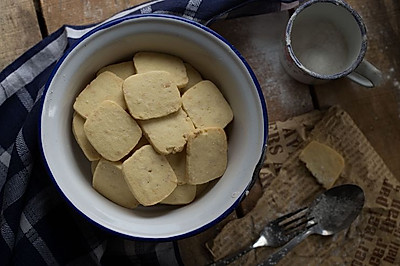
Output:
top-left (258, 229), bottom-right (313, 266)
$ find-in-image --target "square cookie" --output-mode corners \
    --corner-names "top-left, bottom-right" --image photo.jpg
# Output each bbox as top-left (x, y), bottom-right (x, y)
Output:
top-left (133, 51), bottom-right (188, 88)
top-left (139, 108), bottom-right (195, 155)
top-left (92, 159), bottom-right (139, 209)
top-left (166, 150), bottom-right (187, 185)
top-left (182, 80), bottom-right (233, 128)
top-left (84, 100), bottom-right (142, 161)
top-left (73, 71), bottom-right (125, 118)
top-left (97, 61), bottom-right (135, 80)
top-left (123, 71), bottom-right (181, 120)
top-left (72, 112), bottom-right (100, 161)
top-left (186, 127), bottom-right (228, 185)
top-left (299, 140), bottom-right (345, 189)
top-left (161, 184), bottom-right (196, 205)
top-left (122, 145), bottom-right (177, 206)
top-left (180, 63), bottom-right (203, 94)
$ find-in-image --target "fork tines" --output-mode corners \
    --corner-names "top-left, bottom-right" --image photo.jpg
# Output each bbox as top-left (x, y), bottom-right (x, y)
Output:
top-left (276, 207), bottom-right (314, 236)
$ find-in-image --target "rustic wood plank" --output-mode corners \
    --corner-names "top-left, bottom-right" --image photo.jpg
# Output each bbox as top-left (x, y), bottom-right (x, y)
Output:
top-left (211, 12), bottom-right (314, 123)
top-left (2, 0), bottom-right (398, 265)
top-left (313, 0), bottom-right (400, 180)
top-left (40, 0), bottom-right (148, 34)
top-left (0, 0), bottom-right (42, 71)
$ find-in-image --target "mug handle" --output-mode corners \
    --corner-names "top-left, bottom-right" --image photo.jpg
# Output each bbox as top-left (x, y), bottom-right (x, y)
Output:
top-left (346, 60), bottom-right (383, 88)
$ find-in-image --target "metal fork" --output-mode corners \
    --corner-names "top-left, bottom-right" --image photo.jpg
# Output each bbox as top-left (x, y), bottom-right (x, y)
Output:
top-left (209, 207), bottom-right (312, 266)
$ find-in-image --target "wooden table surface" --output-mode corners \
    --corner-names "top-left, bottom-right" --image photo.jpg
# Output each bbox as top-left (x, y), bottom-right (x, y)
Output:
top-left (2, 0), bottom-right (399, 265)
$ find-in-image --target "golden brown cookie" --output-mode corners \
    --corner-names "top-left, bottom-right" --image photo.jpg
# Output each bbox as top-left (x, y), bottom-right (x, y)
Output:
top-left (299, 140), bottom-right (345, 189)
top-left (97, 61), bottom-right (135, 80)
top-left (73, 71), bottom-right (125, 118)
top-left (139, 108), bottom-right (195, 155)
top-left (122, 145), bottom-right (177, 206)
top-left (182, 80), bottom-right (233, 128)
top-left (72, 112), bottom-right (101, 161)
top-left (161, 184), bottom-right (196, 205)
top-left (133, 52), bottom-right (188, 88)
top-left (180, 63), bottom-right (202, 93)
top-left (166, 150), bottom-right (187, 185)
top-left (92, 159), bottom-right (140, 209)
top-left (84, 100), bottom-right (142, 161)
top-left (123, 71), bottom-right (181, 120)
top-left (186, 127), bottom-right (228, 184)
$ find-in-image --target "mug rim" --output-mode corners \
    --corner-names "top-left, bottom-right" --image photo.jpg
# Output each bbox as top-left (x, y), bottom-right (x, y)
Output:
top-left (285, 0), bottom-right (368, 80)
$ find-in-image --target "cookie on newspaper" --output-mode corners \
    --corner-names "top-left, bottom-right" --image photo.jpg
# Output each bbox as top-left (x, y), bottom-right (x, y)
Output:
top-left (123, 71), bottom-right (181, 120)
top-left (133, 52), bottom-right (188, 88)
top-left (182, 80), bottom-right (233, 128)
top-left (122, 145), bottom-right (177, 206)
top-left (186, 127), bottom-right (228, 185)
top-left (139, 108), bottom-right (195, 155)
top-left (299, 140), bottom-right (345, 189)
top-left (84, 100), bottom-right (142, 161)
top-left (92, 159), bottom-right (140, 209)
top-left (73, 71), bottom-right (125, 118)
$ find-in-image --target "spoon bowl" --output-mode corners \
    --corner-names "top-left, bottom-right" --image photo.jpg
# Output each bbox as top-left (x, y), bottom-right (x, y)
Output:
top-left (309, 184), bottom-right (365, 235)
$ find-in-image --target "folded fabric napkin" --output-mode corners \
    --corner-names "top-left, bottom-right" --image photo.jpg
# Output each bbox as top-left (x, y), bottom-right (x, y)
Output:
top-left (0, 1), bottom-right (299, 265)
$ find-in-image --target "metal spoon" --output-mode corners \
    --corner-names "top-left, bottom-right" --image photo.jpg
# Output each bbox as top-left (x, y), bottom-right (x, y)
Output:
top-left (259, 184), bottom-right (365, 266)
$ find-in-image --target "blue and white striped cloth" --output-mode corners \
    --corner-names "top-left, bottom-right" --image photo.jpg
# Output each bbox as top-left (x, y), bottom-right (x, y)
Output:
top-left (0, 1), bottom-right (299, 265)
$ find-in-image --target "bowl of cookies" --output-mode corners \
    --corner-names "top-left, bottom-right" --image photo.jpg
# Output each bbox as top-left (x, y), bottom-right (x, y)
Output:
top-left (40, 14), bottom-right (268, 240)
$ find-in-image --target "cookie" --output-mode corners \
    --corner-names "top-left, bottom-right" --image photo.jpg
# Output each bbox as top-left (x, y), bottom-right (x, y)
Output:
top-left (180, 63), bottom-right (203, 94)
top-left (123, 71), bottom-right (181, 120)
top-left (182, 80), bottom-right (233, 128)
top-left (72, 112), bottom-right (101, 161)
top-left (84, 100), bottom-right (142, 161)
top-left (73, 71), bottom-right (125, 118)
top-left (133, 52), bottom-right (188, 88)
top-left (139, 108), bottom-right (195, 155)
top-left (196, 181), bottom-right (216, 197)
top-left (166, 150), bottom-right (187, 185)
top-left (299, 140), bottom-right (344, 189)
top-left (161, 184), bottom-right (196, 205)
top-left (186, 127), bottom-right (228, 184)
top-left (97, 61), bottom-right (135, 80)
top-left (122, 145), bottom-right (177, 206)
top-left (91, 160), bottom-right (100, 174)
top-left (92, 159), bottom-right (139, 209)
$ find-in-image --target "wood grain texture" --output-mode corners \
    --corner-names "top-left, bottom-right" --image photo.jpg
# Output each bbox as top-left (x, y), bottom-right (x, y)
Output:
top-left (0, 0), bottom-right (42, 71)
top-left (211, 12), bottom-right (314, 123)
top-left (5, 0), bottom-right (394, 264)
top-left (40, 0), bottom-right (148, 33)
top-left (313, 0), bottom-right (400, 180)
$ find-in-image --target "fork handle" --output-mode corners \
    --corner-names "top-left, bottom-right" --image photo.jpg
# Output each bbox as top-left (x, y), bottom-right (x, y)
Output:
top-left (258, 229), bottom-right (313, 266)
top-left (208, 245), bottom-right (253, 266)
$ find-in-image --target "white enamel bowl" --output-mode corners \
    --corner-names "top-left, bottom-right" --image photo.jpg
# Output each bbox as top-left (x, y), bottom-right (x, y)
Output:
top-left (40, 14), bottom-right (268, 240)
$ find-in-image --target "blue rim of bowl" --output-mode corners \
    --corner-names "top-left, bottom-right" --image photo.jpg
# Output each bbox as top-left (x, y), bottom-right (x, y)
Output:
top-left (39, 13), bottom-right (269, 241)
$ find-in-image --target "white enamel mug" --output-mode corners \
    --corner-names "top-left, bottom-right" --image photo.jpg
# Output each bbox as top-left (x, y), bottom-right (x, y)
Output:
top-left (281, 0), bottom-right (382, 88)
